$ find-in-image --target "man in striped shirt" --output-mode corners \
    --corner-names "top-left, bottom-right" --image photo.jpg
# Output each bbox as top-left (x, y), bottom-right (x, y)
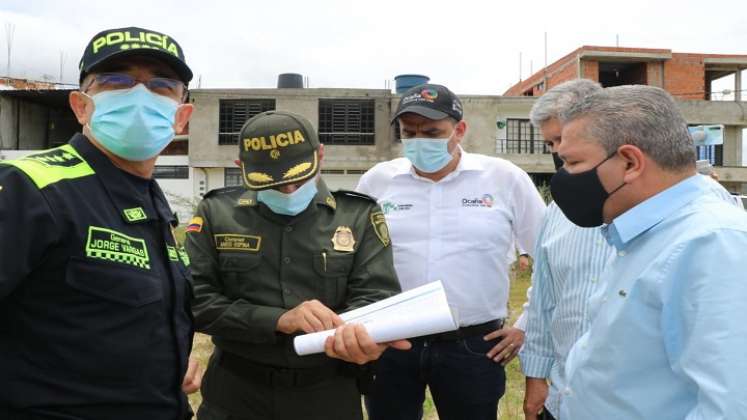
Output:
top-left (519, 81), bottom-right (741, 420)
top-left (519, 79), bottom-right (614, 420)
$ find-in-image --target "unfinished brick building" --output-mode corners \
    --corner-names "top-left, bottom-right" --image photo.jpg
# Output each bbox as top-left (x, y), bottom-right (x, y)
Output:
top-left (504, 46), bottom-right (747, 101)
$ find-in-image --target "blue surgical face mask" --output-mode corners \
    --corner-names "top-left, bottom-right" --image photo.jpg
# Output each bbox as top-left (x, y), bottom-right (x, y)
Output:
top-left (402, 132), bottom-right (455, 173)
top-left (85, 84), bottom-right (179, 161)
top-left (257, 177), bottom-right (318, 216)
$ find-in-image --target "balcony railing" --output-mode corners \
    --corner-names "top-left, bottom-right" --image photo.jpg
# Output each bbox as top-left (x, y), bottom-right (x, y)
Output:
top-left (496, 138), bottom-right (551, 155)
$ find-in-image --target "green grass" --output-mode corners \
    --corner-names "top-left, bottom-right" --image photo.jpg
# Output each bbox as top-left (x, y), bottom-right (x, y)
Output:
top-left (187, 260), bottom-right (532, 419)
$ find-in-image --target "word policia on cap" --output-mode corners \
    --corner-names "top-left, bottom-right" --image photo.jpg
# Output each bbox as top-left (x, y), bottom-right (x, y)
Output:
top-left (91, 31), bottom-right (180, 57)
top-left (243, 130), bottom-right (306, 152)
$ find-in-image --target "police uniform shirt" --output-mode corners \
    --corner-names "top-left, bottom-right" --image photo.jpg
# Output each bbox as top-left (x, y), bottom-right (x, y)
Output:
top-left (0, 134), bottom-right (193, 420)
top-left (185, 178), bottom-right (400, 369)
top-left (356, 147), bottom-right (547, 327)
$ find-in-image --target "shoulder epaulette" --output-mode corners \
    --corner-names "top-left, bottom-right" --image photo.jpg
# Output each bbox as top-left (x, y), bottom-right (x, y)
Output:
top-left (333, 189), bottom-right (378, 203)
top-left (203, 186), bottom-right (245, 199)
top-left (0, 144), bottom-right (94, 189)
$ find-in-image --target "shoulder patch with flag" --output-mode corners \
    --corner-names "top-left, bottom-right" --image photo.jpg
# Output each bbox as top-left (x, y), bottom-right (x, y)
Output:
top-left (186, 216), bottom-right (204, 233)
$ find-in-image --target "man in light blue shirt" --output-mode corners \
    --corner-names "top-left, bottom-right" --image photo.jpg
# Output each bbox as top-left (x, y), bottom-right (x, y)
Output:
top-left (552, 85), bottom-right (747, 419)
top-left (519, 79), bottom-right (615, 420)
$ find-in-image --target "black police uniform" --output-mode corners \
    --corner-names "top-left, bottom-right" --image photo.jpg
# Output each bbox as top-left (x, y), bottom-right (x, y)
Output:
top-left (0, 134), bottom-right (194, 420)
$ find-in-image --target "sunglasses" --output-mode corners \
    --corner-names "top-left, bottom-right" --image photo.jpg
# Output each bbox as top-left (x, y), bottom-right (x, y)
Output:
top-left (85, 73), bottom-right (186, 100)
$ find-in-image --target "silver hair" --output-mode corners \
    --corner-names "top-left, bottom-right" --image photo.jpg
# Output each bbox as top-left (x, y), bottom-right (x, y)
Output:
top-left (529, 79), bottom-right (602, 128)
top-left (560, 85), bottom-right (695, 171)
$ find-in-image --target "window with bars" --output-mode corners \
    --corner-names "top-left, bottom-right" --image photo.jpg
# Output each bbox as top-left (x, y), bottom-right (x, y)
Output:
top-left (318, 99), bottom-right (375, 145)
top-left (219, 99), bottom-right (276, 145)
top-left (503, 118), bottom-right (548, 154)
top-left (153, 166), bottom-right (189, 179)
top-left (224, 167), bottom-right (244, 187)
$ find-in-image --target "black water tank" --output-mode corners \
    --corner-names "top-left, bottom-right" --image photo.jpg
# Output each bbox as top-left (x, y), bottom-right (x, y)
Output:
top-left (278, 73), bottom-right (304, 88)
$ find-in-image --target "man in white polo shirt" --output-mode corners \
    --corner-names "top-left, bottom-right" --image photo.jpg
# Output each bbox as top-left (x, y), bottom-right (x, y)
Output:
top-left (357, 84), bottom-right (546, 420)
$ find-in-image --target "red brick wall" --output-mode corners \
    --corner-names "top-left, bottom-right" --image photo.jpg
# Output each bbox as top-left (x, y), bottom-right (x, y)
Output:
top-left (582, 61), bottom-right (599, 81)
top-left (664, 54), bottom-right (706, 99)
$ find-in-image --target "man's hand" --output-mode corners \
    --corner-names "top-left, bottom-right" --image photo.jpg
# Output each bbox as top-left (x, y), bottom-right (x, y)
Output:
top-left (181, 357), bottom-right (203, 394)
top-left (324, 323), bottom-right (411, 365)
top-left (518, 254), bottom-right (531, 272)
top-left (484, 326), bottom-right (525, 365)
top-left (276, 299), bottom-right (344, 334)
top-left (524, 377), bottom-right (549, 420)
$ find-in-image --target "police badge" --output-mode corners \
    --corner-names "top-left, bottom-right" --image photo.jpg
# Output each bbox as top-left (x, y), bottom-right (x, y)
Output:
top-left (331, 226), bottom-right (355, 252)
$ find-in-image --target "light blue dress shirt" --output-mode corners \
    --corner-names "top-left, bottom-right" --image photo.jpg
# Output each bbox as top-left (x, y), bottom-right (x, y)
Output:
top-left (519, 202), bottom-right (614, 417)
top-left (561, 174), bottom-right (747, 419)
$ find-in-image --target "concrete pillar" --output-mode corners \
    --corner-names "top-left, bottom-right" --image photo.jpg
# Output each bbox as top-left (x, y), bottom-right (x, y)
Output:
top-left (722, 125), bottom-right (742, 166)
top-left (735, 70), bottom-right (742, 102)
top-left (577, 56), bottom-right (584, 78)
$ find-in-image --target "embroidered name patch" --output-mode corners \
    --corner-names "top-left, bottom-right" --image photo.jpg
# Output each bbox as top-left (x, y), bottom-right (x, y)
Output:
top-left (85, 226), bottom-right (150, 269)
top-left (215, 234), bottom-right (261, 252)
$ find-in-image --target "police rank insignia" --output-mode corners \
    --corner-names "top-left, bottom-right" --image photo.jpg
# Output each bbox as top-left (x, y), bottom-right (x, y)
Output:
top-left (331, 226), bottom-right (356, 252)
top-left (370, 211), bottom-right (391, 247)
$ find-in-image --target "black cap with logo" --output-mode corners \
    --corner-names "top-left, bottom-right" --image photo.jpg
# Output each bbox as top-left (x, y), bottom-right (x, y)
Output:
top-left (392, 83), bottom-right (463, 123)
top-left (78, 27), bottom-right (193, 84)
top-left (239, 111), bottom-right (321, 190)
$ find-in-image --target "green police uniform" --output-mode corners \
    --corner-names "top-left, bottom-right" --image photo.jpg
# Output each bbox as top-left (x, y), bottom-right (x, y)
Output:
top-left (185, 111), bottom-right (400, 420)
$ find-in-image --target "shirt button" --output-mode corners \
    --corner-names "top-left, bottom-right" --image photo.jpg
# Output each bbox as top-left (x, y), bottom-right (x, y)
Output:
top-left (618, 251), bottom-right (626, 257)
top-left (590, 278), bottom-right (597, 283)
top-left (283, 257), bottom-right (292, 264)
top-left (564, 387), bottom-right (572, 396)
top-left (602, 297), bottom-right (608, 303)
top-left (285, 226), bottom-right (293, 233)
top-left (283, 288), bottom-right (292, 295)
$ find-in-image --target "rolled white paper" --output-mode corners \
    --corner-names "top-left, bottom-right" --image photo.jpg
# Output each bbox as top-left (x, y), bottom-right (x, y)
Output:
top-left (294, 280), bottom-right (458, 356)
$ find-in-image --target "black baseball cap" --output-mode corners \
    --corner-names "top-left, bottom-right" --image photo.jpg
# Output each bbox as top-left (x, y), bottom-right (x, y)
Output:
top-left (78, 27), bottom-right (193, 84)
top-left (239, 111), bottom-right (321, 190)
top-left (392, 83), bottom-right (463, 123)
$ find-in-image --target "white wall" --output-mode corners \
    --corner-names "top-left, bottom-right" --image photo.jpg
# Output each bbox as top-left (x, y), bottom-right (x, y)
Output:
top-left (154, 155), bottom-right (195, 223)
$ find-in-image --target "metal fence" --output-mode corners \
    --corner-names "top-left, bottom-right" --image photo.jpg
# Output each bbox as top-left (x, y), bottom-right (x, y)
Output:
top-left (496, 138), bottom-right (551, 155)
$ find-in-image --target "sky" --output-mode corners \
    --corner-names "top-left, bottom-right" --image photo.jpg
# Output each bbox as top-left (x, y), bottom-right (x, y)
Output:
top-left (1, 0), bottom-right (746, 95)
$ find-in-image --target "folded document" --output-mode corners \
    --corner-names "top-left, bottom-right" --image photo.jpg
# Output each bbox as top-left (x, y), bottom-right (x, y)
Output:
top-left (293, 280), bottom-right (459, 356)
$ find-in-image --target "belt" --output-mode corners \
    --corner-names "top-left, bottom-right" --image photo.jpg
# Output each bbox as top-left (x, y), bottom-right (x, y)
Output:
top-left (420, 319), bottom-right (505, 342)
top-left (217, 350), bottom-right (341, 388)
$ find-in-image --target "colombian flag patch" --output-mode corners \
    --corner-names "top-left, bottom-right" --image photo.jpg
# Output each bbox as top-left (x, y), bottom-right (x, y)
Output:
top-left (186, 216), bottom-right (204, 233)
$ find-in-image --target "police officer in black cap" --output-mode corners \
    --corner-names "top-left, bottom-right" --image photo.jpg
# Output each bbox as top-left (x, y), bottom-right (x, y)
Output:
top-left (185, 110), bottom-right (408, 420)
top-left (0, 27), bottom-right (201, 419)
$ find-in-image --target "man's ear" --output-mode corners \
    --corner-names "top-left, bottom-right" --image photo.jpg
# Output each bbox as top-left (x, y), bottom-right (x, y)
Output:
top-left (617, 144), bottom-right (645, 183)
top-left (69, 91), bottom-right (93, 126)
top-left (453, 120), bottom-right (467, 143)
top-left (318, 143), bottom-right (325, 164)
top-left (174, 103), bottom-right (194, 134)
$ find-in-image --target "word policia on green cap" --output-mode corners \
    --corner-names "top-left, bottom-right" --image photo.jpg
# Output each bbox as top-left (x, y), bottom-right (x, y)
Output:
top-left (91, 31), bottom-right (180, 57)
top-left (243, 129), bottom-right (306, 152)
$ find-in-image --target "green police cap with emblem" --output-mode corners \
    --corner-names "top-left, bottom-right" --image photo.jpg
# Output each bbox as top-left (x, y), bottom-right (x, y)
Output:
top-left (239, 111), bottom-right (321, 190)
top-left (78, 27), bottom-right (193, 83)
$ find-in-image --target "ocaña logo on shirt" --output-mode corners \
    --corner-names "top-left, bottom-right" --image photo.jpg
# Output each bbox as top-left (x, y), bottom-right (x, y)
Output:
top-left (381, 201), bottom-right (414, 215)
top-left (462, 194), bottom-right (494, 208)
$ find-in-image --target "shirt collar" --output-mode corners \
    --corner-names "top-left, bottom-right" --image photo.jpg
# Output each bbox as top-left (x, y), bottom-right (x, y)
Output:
top-left (605, 174), bottom-right (705, 250)
top-left (70, 134), bottom-right (175, 225)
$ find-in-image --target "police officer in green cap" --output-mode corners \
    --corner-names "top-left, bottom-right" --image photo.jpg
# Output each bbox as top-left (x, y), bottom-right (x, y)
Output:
top-left (185, 110), bottom-right (407, 420)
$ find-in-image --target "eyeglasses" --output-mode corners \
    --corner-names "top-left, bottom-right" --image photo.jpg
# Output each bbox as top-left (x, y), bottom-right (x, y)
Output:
top-left (84, 73), bottom-right (186, 100)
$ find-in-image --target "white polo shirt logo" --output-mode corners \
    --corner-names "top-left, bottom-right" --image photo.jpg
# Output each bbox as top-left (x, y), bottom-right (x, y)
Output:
top-left (461, 194), bottom-right (494, 208)
top-left (381, 201), bottom-right (414, 215)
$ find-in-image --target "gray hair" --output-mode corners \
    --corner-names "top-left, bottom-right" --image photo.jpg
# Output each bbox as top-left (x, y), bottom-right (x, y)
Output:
top-left (560, 85), bottom-right (695, 171)
top-left (529, 79), bottom-right (602, 128)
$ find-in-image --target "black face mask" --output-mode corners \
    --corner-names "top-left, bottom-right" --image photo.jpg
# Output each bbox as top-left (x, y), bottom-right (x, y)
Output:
top-left (550, 153), bottom-right (626, 228)
top-left (552, 152), bottom-right (564, 171)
